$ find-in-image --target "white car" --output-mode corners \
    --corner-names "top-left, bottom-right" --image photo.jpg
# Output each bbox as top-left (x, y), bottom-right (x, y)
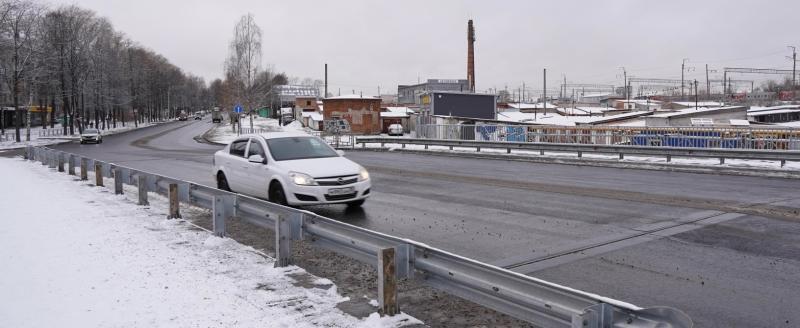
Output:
top-left (80, 129), bottom-right (103, 144)
top-left (387, 123), bottom-right (403, 136)
top-left (213, 132), bottom-right (370, 207)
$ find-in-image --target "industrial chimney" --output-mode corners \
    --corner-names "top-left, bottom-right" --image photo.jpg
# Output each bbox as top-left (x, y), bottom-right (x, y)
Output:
top-left (467, 20), bottom-right (475, 93)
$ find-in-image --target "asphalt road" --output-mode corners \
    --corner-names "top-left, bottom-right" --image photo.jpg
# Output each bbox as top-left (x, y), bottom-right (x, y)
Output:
top-left (51, 120), bottom-right (800, 327)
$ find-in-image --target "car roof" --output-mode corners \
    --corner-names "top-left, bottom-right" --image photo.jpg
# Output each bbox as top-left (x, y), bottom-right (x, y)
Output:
top-left (255, 131), bottom-right (313, 140)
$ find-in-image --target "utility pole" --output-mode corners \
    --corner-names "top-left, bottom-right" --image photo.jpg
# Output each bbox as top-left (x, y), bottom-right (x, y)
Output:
top-left (694, 79), bottom-right (698, 110)
top-left (705, 64), bottom-right (710, 99)
top-left (789, 46), bottom-right (797, 100)
top-left (522, 82), bottom-right (525, 103)
top-left (681, 58), bottom-right (690, 100)
top-left (543, 68), bottom-right (547, 112)
top-left (324, 63), bottom-right (328, 98)
top-left (619, 67), bottom-right (627, 100)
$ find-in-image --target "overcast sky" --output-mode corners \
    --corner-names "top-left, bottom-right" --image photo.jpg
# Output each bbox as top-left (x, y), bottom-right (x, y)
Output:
top-left (51, 0), bottom-right (800, 96)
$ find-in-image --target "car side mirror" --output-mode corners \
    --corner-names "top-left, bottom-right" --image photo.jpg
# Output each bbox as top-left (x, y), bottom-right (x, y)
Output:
top-left (336, 150), bottom-right (345, 156)
top-left (248, 154), bottom-right (266, 164)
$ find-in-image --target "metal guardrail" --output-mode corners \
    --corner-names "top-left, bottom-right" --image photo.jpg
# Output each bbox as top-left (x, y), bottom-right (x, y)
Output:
top-left (416, 124), bottom-right (800, 150)
top-left (357, 137), bottom-right (800, 167)
top-left (25, 145), bottom-right (693, 328)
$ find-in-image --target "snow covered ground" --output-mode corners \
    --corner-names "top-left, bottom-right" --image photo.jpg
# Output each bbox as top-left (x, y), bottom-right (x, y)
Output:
top-left (205, 117), bottom-right (307, 144)
top-left (0, 157), bottom-right (420, 328)
top-left (361, 141), bottom-right (800, 171)
top-left (0, 121), bottom-right (159, 150)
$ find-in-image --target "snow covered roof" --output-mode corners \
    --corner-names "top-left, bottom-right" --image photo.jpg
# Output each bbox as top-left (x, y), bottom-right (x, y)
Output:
top-left (381, 112), bottom-right (410, 118)
top-left (385, 106), bottom-right (413, 114)
top-left (747, 108), bottom-right (800, 116)
top-left (301, 112), bottom-right (323, 121)
top-left (650, 106), bottom-right (744, 118)
top-left (325, 94), bottom-right (380, 100)
top-left (729, 119), bottom-right (750, 126)
top-left (508, 102), bottom-right (557, 109)
top-left (670, 101), bottom-right (722, 107)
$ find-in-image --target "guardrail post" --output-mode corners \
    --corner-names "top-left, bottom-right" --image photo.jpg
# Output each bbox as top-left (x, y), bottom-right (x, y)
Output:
top-left (137, 174), bottom-right (149, 206)
top-left (212, 195), bottom-right (232, 237)
top-left (57, 152), bottom-right (64, 172)
top-left (275, 214), bottom-right (293, 267)
top-left (378, 247), bottom-right (399, 316)
top-left (24, 146), bottom-right (32, 160)
top-left (577, 151), bottom-right (583, 158)
top-left (167, 183), bottom-right (181, 219)
top-left (666, 154), bottom-right (672, 162)
top-left (424, 144), bottom-right (428, 150)
top-left (402, 143), bottom-right (406, 149)
top-left (781, 159), bottom-right (786, 167)
top-left (95, 162), bottom-right (104, 187)
top-left (68, 155), bottom-right (75, 175)
top-left (619, 153), bottom-right (624, 160)
top-left (540, 149), bottom-right (545, 156)
top-left (449, 146), bottom-right (453, 150)
top-left (114, 167), bottom-right (124, 195)
top-left (80, 158), bottom-right (88, 180)
top-left (573, 303), bottom-right (613, 328)
top-left (476, 146), bottom-right (481, 152)
top-left (719, 157), bottom-right (725, 165)
top-left (381, 142), bottom-right (385, 148)
top-left (507, 148), bottom-right (511, 154)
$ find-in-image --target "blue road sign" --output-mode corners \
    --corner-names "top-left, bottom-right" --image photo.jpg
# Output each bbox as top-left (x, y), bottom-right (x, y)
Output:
top-left (234, 104), bottom-right (243, 113)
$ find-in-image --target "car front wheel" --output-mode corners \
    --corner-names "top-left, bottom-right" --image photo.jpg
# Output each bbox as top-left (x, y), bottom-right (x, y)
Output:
top-left (217, 172), bottom-right (231, 191)
top-left (269, 182), bottom-right (288, 206)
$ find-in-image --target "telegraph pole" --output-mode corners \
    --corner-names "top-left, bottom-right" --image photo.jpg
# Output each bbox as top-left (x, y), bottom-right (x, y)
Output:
top-left (789, 46), bottom-right (797, 100)
top-left (619, 67), bottom-right (627, 100)
top-left (705, 64), bottom-right (710, 99)
top-left (694, 80), bottom-right (699, 110)
top-left (681, 58), bottom-right (690, 100)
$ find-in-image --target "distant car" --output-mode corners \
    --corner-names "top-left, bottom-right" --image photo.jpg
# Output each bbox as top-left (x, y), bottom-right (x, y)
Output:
top-left (194, 114), bottom-right (202, 120)
top-left (388, 123), bottom-right (403, 136)
top-left (213, 132), bottom-right (370, 207)
top-left (80, 129), bottom-right (102, 144)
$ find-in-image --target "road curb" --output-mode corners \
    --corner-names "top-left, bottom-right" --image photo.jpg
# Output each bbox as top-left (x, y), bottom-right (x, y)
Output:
top-left (350, 147), bottom-right (800, 179)
top-left (196, 125), bottom-right (226, 146)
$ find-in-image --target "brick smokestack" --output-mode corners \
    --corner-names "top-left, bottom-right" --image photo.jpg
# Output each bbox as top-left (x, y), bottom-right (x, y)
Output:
top-left (467, 19), bottom-right (475, 93)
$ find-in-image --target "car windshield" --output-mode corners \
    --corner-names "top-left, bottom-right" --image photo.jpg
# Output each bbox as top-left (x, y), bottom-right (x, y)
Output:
top-left (84, 129), bottom-right (98, 134)
top-left (266, 136), bottom-right (338, 161)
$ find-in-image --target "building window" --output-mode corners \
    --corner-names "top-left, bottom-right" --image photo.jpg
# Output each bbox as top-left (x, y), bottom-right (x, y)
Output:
top-left (306, 100), bottom-right (311, 106)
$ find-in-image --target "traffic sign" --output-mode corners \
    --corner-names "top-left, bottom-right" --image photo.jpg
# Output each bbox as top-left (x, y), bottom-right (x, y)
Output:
top-left (234, 104), bottom-right (243, 113)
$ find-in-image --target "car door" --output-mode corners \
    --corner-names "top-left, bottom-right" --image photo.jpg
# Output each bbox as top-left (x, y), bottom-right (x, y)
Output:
top-left (242, 137), bottom-right (270, 198)
top-left (226, 138), bottom-right (250, 191)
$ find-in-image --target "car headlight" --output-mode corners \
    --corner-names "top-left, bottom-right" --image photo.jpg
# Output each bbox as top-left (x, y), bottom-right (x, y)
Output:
top-left (359, 167), bottom-right (370, 181)
top-left (289, 172), bottom-right (317, 186)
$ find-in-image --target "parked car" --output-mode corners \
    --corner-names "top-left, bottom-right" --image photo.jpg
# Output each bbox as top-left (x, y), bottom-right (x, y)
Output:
top-left (213, 132), bottom-right (370, 207)
top-left (388, 123), bottom-right (404, 136)
top-left (80, 129), bottom-right (103, 144)
top-left (194, 114), bottom-right (203, 120)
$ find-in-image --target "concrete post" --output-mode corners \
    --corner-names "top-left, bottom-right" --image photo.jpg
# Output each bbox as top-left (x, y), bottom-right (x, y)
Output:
top-left (80, 158), bottom-right (88, 180)
top-left (378, 247), bottom-right (399, 316)
top-left (95, 162), bottom-right (104, 187)
top-left (168, 183), bottom-right (181, 219)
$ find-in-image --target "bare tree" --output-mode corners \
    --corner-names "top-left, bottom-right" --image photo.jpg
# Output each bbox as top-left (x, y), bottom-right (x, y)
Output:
top-left (224, 13), bottom-right (262, 129)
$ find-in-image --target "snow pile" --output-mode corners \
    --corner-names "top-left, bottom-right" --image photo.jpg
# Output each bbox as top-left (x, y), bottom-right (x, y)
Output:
top-left (205, 116), bottom-right (310, 145)
top-left (0, 157), bottom-right (421, 328)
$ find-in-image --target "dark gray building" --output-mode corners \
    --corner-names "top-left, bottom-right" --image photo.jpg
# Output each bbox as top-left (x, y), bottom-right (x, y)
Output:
top-left (398, 79), bottom-right (470, 104)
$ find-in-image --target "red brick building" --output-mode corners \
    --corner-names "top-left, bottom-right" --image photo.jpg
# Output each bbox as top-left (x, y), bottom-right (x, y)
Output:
top-left (322, 95), bottom-right (382, 134)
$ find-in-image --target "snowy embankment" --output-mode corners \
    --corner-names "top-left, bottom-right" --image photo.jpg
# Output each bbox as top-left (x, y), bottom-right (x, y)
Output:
top-left (0, 121), bottom-right (158, 150)
top-left (205, 117), bottom-right (307, 145)
top-left (0, 157), bottom-right (420, 328)
top-left (362, 141), bottom-right (800, 171)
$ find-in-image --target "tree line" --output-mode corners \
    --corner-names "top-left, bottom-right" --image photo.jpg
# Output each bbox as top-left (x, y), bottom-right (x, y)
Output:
top-left (0, 0), bottom-right (217, 142)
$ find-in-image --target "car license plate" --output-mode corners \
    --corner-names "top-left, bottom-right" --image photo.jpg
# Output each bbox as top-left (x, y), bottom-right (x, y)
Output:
top-left (328, 187), bottom-right (354, 196)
